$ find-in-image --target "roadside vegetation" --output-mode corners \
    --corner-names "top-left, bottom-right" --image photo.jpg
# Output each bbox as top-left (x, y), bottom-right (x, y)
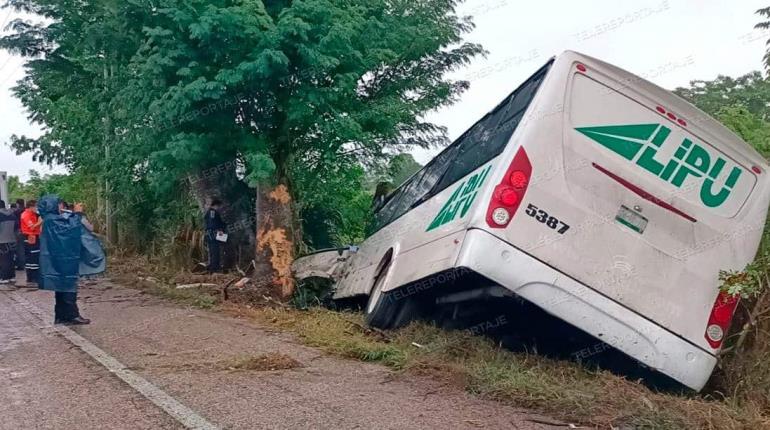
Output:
top-left (674, 62), bottom-right (770, 424)
top-left (1, 0), bottom-right (483, 293)
top-left (109, 252), bottom-right (768, 429)
top-left (4, 2), bottom-right (770, 429)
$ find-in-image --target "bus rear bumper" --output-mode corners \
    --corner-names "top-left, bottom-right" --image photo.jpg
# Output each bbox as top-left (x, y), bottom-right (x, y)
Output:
top-left (456, 228), bottom-right (717, 391)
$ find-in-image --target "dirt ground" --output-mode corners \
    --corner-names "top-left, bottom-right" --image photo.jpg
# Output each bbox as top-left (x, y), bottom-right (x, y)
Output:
top-left (0, 274), bottom-right (565, 430)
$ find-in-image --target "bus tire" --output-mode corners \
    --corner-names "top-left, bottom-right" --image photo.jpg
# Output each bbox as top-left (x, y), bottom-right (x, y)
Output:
top-left (365, 258), bottom-right (397, 329)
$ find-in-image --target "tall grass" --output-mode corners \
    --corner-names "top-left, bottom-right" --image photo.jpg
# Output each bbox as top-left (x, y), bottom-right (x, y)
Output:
top-left (225, 305), bottom-right (769, 429)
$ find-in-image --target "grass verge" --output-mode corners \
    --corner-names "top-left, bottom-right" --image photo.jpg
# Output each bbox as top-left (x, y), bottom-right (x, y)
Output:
top-left (224, 306), bottom-right (767, 430)
top-left (109, 254), bottom-right (769, 429)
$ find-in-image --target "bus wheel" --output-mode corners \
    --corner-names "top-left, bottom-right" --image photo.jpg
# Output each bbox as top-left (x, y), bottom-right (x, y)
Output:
top-left (365, 259), bottom-right (397, 329)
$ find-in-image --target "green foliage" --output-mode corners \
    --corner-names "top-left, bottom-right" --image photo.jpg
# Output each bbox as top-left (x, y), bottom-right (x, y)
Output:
top-left (7, 175), bottom-right (28, 201)
top-left (8, 170), bottom-right (101, 228)
top-left (3, 0), bottom-right (483, 187)
top-left (377, 153), bottom-right (424, 188)
top-left (719, 263), bottom-right (765, 298)
top-left (677, 55), bottom-right (770, 410)
top-left (295, 152), bottom-right (424, 249)
top-left (2, 0), bottom-right (484, 258)
top-left (674, 71), bottom-right (770, 159)
top-left (292, 277), bottom-right (335, 310)
top-left (674, 72), bottom-right (770, 121)
top-left (715, 106), bottom-right (770, 159)
top-left (10, 169), bottom-right (95, 204)
top-left (296, 162), bottom-right (373, 248)
top-left (677, 73), bottom-right (770, 300)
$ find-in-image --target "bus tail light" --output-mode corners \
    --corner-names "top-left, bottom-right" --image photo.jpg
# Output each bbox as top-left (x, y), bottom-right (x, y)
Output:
top-left (510, 171), bottom-right (528, 189)
top-left (704, 291), bottom-right (740, 349)
top-left (486, 147), bottom-right (532, 229)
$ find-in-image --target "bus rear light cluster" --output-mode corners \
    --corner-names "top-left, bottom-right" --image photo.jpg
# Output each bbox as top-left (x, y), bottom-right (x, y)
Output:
top-left (486, 147), bottom-right (532, 228)
top-left (704, 291), bottom-right (740, 349)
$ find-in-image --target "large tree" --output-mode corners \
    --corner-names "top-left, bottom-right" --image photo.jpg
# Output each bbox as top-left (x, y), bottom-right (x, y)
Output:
top-left (2, 0), bottom-right (484, 296)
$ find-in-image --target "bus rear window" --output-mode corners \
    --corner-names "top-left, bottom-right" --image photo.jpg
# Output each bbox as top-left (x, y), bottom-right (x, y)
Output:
top-left (433, 62), bottom-right (551, 192)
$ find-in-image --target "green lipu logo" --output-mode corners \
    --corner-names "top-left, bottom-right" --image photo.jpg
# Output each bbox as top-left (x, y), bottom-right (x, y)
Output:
top-left (427, 165), bottom-right (492, 231)
top-left (575, 123), bottom-right (744, 208)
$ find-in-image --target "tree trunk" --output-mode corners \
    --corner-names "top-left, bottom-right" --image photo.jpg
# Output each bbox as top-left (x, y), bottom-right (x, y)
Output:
top-left (254, 181), bottom-right (296, 298)
top-left (188, 160), bottom-right (255, 270)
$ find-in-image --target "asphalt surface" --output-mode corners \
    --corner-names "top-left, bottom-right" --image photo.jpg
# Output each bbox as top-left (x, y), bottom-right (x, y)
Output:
top-left (0, 272), bottom-right (561, 430)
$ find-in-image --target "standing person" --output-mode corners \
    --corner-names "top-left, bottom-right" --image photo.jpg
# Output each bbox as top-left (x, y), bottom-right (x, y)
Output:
top-left (204, 198), bottom-right (226, 274)
top-left (0, 200), bottom-right (16, 285)
top-left (80, 207), bottom-right (95, 232)
top-left (20, 199), bottom-right (42, 287)
top-left (38, 196), bottom-right (90, 325)
top-left (78, 207), bottom-right (97, 287)
top-left (9, 202), bottom-right (19, 272)
top-left (13, 199), bottom-right (25, 271)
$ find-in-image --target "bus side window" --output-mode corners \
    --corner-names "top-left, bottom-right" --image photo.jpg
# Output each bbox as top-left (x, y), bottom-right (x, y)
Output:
top-left (368, 184), bottom-right (408, 234)
top-left (386, 170), bottom-right (428, 222)
top-left (410, 147), bottom-right (459, 206)
top-left (366, 145), bottom-right (460, 236)
top-left (435, 69), bottom-right (548, 193)
top-left (364, 61), bottom-right (552, 237)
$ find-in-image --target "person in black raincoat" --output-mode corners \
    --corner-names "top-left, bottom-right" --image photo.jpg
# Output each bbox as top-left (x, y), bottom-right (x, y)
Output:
top-left (38, 195), bottom-right (106, 325)
top-left (204, 198), bottom-right (226, 273)
top-left (0, 200), bottom-right (16, 283)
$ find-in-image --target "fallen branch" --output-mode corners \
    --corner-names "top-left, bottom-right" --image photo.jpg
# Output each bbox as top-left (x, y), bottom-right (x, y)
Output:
top-left (176, 283), bottom-right (218, 290)
top-left (525, 418), bottom-right (575, 428)
top-left (721, 273), bottom-right (770, 355)
top-left (262, 295), bottom-right (290, 309)
top-left (221, 277), bottom-right (250, 301)
top-left (733, 275), bottom-right (769, 353)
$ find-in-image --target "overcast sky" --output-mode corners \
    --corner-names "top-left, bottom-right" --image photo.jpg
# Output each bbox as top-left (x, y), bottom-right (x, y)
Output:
top-left (1, 0), bottom-right (768, 180)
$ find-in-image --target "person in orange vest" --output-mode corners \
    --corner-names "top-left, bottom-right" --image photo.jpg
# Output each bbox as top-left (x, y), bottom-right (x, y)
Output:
top-left (20, 199), bottom-right (42, 287)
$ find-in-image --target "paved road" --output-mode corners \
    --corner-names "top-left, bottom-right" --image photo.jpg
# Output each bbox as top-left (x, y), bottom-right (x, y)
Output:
top-left (0, 274), bottom-right (561, 430)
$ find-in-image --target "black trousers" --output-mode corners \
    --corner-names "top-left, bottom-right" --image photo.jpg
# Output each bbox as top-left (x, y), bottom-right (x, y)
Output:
top-left (24, 239), bottom-right (40, 285)
top-left (206, 234), bottom-right (221, 273)
top-left (0, 243), bottom-right (14, 280)
top-left (54, 292), bottom-right (80, 322)
top-left (14, 233), bottom-right (25, 270)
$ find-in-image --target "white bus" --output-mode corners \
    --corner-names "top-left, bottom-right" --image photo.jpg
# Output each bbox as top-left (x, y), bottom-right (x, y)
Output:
top-left (293, 51), bottom-right (770, 391)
